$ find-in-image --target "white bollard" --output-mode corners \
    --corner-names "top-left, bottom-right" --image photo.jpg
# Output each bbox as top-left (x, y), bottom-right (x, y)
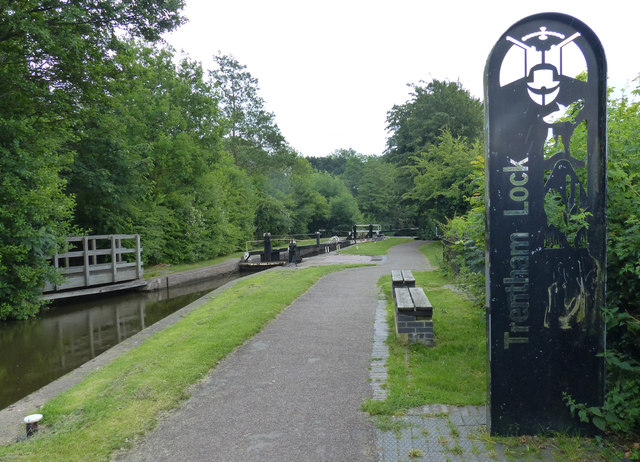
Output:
top-left (24, 414), bottom-right (43, 437)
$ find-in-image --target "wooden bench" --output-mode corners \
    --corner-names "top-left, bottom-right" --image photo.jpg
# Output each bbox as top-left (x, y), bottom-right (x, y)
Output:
top-left (394, 287), bottom-right (432, 316)
top-left (392, 270), bottom-right (415, 289)
top-left (392, 270), bottom-right (415, 301)
top-left (393, 285), bottom-right (434, 346)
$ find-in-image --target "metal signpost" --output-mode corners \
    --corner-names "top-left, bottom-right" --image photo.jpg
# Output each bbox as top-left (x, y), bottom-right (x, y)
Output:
top-left (485, 13), bottom-right (606, 435)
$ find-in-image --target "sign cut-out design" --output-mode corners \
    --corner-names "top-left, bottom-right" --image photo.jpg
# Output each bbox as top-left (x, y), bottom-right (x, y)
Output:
top-left (485, 13), bottom-right (606, 435)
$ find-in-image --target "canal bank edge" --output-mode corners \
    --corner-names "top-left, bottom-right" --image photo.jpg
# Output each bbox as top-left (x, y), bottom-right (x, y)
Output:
top-left (0, 265), bottom-right (255, 445)
top-left (141, 258), bottom-right (240, 292)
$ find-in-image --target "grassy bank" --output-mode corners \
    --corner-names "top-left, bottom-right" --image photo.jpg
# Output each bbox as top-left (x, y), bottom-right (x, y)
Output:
top-left (0, 265), bottom-right (351, 461)
top-left (362, 241), bottom-right (485, 415)
top-left (338, 237), bottom-right (413, 256)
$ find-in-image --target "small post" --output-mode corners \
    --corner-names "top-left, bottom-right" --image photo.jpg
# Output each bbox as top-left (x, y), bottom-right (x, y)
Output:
top-left (288, 240), bottom-right (297, 264)
top-left (53, 248), bottom-right (59, 291)
top-left (135, 234), bottom-right (142, 279)
top-left (111, 235), bottom-right (117, 283)
top-left (64, 238), bottom-right (70, 268)
top-left (352, 224), bottom-right (357, 242)
top-left (263, 233), bottom-right (272, 262)
top-left (90, 238), bottom-right (97, 266)
top-left (24, 414), bottom-right (42, 437)
top-left (83, 236), bottom-right (90, 286)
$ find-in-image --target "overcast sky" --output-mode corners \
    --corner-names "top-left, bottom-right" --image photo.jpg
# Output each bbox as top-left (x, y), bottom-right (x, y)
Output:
top-left (164, 1), bottom-right (638, 158)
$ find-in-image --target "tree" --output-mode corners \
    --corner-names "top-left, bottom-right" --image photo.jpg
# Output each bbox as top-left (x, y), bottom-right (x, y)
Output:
top-left (210, 54), bottom-right (287, 169)
top-left (384, 79), bottom-right (483, 166)
top-left (68, 43), bottom-right (258, 265)
top-left (312, 172), bottom-right (362, 232)
top-left (347, 156), bottom-right (401, 228)
top-left (372, 79), bottom-right (484, 235)
top-left (405, 131), bottom-right (481, 228)
top-left (0, 1), bottom-right (185, 319)
top-left (307, 148), bottom-right (362, 177)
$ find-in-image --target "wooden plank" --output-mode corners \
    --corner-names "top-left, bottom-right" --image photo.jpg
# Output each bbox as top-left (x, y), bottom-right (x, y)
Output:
top-left (391, 270), bottom-right (403, 283)
top-left (402, 270), bottom-right (416, 285)
top-left (394, 287), bottom-right (414, 311)
top-left (409, 287), bottom-right (432, 310)
top-left (41, 279), bottom-right (148, 301)
top-left (64, 234), bottom-right (139, 241)
top-left (60, 262), bottom-right (137, 274)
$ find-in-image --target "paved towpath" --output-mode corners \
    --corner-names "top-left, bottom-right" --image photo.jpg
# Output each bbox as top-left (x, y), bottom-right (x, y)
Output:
top-left (122, 240), bottom-right (432, 461)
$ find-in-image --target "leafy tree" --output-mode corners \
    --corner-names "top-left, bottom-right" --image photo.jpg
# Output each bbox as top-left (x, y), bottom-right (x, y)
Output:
top-left (0, 1), bottom-right (185, 319)
top-left (312, 172), bottom-right (362, 232)
top-left (347, 156), bottom-right (401, 228)
top-left (287, 158), bottom-right (330, 234)
top-left (310, 150), bottom-right (411, 231)
top-left (357, 79), bottom-right (485, 236)
top-left (405, 131), bottom-right (481, 230)
top-left (384, 79), bottom-right (483, 166)
top-left (581, 87), bottom-right (640, 434)
top-left (210, 54), bottom-right (287, 169)
top-left (68, 43), bottom-right (256, 265)
top-left (307, 148), bottom-right (362, 177)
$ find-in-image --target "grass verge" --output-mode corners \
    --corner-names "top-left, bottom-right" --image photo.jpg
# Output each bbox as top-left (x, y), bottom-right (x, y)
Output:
top-left (0, 265), bottom-right (351, 461)
top-left (338, 237), bottom-right (414, 256)
top-left (362, 259), bottom-right (486, 415)
top-left (144, 252), bottom-right (245, 279)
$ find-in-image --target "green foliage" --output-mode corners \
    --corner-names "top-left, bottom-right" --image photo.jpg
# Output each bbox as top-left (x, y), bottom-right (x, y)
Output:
top-left (0, 120), bottom-right (74, 319)
top-left (310, 152), bottom-right (411, 231)
top-left (406, 131), bottom-right (482, 236)
top-left (378, 79), bottom-right (484, 235)
top-left (66, 44), bottom-right (255, 266)
top-left (0, 1), bottom-right (185, 319)
top-left (565, 342), bottom-right (640, 434)
top-left (307, 148), bottom-right (361, 176)
top-left (311, 172), bottom-right (362, 231)
top-left (573, 87), bottom-right (640, 435)
top-left (307, 80), bottom-right (483, 237)
top-left (385, 79), bottom-right (483, 166)
top-left (347, 156), bottom-right (404, 229)
top-left (210, 53), bottom-right (287, 169)
top-left (439, 152), bottom-right (486, 303)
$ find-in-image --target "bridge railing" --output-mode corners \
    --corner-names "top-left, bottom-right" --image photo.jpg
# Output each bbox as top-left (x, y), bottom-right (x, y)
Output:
top-left (43, 234), bottom-right (143, 293)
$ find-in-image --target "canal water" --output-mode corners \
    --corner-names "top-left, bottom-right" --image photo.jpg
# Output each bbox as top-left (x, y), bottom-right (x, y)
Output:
top-left (0, 275), bottom-right (238, 411)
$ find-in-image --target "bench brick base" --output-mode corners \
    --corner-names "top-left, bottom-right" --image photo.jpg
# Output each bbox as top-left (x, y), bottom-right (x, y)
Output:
top-left (393, 278), bottom-right (434, 347)
top-left (395, 315), bottom-right (434, 346)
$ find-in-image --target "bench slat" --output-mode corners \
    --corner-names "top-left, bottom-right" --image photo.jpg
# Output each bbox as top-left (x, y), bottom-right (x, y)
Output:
top-left (401, 270), bottom-right (415, 284)
top-left (391, 270), bottom-right (403, 283)
top-left (409, 287), bottom-right (432, 309)
top-left (394, 287), bottom-right (414, 311)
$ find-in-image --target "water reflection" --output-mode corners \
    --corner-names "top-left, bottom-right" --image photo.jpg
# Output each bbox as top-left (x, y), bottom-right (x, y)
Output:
top-left (0, 275), bottom-right (237, 410)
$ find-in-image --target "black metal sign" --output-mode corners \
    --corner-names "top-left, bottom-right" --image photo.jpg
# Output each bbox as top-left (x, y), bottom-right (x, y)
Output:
top-left (485, 13), bottom-right (606, 435)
